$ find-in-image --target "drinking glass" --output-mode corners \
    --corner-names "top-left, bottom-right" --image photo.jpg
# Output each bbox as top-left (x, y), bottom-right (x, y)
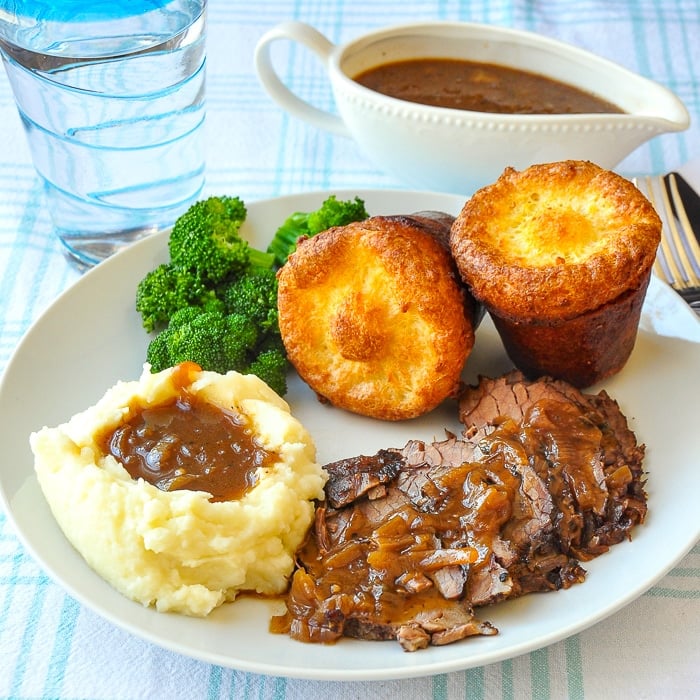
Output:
top-left (0, 0), bottom-right (208, 265)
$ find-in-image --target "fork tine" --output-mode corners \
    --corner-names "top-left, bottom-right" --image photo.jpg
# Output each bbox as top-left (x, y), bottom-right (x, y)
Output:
top-left (640, 175), bottom-right (686, 287)
top-left (664, 173), bottom-right (700, 287)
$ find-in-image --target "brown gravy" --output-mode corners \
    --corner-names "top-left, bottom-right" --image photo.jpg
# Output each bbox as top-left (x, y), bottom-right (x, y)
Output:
top-left (100, 393), bottom-right (276, 502)
top-left (354, 58), bottom-right (623, 115)
top-left (272, 398), bottom-right (609, 644)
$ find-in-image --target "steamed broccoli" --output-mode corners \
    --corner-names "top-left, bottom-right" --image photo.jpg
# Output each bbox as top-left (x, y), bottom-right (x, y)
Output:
top-left (168, 195), bottom-right (274, 284)
top-left (146, 306), bottom-right (289, 395)
top-left (223, 268), bottom-right (279, 333)
top-left (267, 195), bottom-right (369, 267)
top-left (136, 195), bottom-right (288, 394)
top-left (136, 196), bottom-right (277, 333)
top-left (135, 263), bottom-right (224, 333)
top-left (247, 347), bottom-right (289, 397)
top-left (147, 307), bottom-right (257, 375)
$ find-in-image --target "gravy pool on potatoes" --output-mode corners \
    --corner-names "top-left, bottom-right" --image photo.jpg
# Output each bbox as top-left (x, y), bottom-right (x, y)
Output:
top-left (100, 394), bottom-right (275, 502)
top-left (354, 58), bottom-right (623, 115)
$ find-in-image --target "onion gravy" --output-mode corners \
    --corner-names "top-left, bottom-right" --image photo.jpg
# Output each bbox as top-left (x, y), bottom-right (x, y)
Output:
top-left (354, 58), bottom-right (623, 115)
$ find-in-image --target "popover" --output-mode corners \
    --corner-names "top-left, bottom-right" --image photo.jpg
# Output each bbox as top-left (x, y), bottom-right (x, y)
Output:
top-left (277, 213), bottom-right (476, 420)
top-left (450, 160), bottom-right (662, 387)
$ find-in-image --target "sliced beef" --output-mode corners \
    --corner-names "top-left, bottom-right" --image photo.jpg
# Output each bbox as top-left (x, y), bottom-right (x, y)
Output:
top-left (460, 370), bottom-right (588, 442)
top-left (324, 448), bottom-right (403, 508)
top-left (274, 372), bottom-right (647, 651)
top-left (460, 370), bottom-right (647, 560)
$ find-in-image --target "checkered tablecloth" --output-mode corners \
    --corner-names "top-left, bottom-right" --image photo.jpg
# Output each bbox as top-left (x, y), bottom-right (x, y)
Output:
top-left (1, 2), bottom-right (699, 698)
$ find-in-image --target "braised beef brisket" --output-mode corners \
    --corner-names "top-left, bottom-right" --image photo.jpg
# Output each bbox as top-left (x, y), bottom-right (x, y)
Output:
top-left (460, 371), bottom-right (647, 560)
top-left (275, 371), bottom-right (647, 651)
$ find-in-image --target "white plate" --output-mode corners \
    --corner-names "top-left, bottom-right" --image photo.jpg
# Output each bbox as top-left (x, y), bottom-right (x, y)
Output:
top-left (1, 189), bottom-right (699, 681)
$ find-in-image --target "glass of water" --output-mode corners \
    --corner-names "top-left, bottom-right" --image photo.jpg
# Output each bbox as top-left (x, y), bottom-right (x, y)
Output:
top-left (0, 0), bottom-right (207, 266)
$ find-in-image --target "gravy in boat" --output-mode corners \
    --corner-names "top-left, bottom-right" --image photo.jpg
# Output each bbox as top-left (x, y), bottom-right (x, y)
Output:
top-left (354, 58), bottom-right (623, 115)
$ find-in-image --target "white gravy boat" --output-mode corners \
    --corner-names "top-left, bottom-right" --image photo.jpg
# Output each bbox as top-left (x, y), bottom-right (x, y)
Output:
top-left (255, 21), bottom-right (690, 194)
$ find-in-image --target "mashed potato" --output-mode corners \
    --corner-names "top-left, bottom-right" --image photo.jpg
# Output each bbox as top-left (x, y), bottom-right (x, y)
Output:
top-left (30, 363), bottom-right (327, 617)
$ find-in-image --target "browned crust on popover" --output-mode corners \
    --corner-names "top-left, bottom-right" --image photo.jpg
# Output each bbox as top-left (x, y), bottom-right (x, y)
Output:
top-left (277, 215), bottom-right (475, 421)
top-left (491, 268), bottom-right (652, 387)
top-left (449, 160), bottom-right (661, 321)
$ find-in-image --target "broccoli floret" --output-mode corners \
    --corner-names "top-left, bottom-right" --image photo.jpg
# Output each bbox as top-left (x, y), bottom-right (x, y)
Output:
top-left (136, 195), bottom-right (277, 332)
top-left (135, 263), bottom-right (224, 332)
top-left (168, 195), bottom-right (275, 284)
top-left (247, 346), bottom-right (288, 397)
top-left (267, 195), bottom-right (369, 267)
top-left (307, 195), bottom-right (369, 234)
top-left (223, 268), bottom-right (279, 333)
top-left (170, 308), bottom-right (257, 373)
top-left (146, 309), bottom-right (259, 375)
top-left (222, 313), bottom-right (261, 366)
top-left (145, 327), bottom-right (173, 373)
top-left (167, 304), bottom-right (211, 329)
top-left (145, 306), bottom-right (289, 394)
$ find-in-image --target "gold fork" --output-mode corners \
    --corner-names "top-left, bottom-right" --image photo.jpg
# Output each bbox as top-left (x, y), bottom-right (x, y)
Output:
top-left (636, 173), bottom-right (700, 314)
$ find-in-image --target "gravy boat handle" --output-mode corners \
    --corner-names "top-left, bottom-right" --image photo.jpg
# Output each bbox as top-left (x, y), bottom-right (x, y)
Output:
top-left (255, 21), bottom-right (350, 137)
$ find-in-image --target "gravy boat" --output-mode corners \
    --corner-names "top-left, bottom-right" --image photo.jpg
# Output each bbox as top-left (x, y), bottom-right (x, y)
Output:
top-left (255, 21), bottom-right (690, 194)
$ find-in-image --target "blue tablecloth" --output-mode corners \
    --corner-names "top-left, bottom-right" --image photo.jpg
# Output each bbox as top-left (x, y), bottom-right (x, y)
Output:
top-left (1, 2), bottom-right (698, 698)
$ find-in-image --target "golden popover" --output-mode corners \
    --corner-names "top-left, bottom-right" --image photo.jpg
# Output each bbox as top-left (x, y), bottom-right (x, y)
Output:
top-left (450, 160), bottom-right (662, 387)
top-left (277, 213), bottom-right (476, 420)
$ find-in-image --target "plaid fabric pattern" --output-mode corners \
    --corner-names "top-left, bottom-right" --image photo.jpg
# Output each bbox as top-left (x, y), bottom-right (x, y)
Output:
top-left (1, 2), bottom-right (698, 698)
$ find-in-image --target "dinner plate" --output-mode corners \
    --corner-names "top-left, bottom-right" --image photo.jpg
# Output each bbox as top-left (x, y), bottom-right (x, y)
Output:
top-left (1, 189), bottom-right (699, 681)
